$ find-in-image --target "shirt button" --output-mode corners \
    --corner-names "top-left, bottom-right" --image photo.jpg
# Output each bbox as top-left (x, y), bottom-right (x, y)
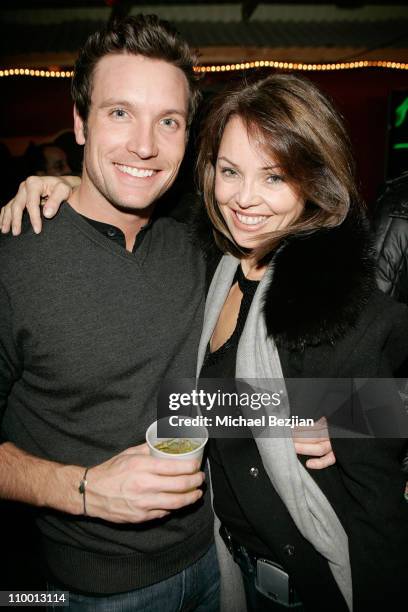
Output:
top-left (249, 467), bottom-right (259, 478)
top-left (283, 544), bottom-right (295, 557)
top-left (107, 227), bottom-right (116, 237)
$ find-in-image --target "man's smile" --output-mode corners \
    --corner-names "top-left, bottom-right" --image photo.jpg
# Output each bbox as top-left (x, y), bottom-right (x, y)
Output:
top-left (113, 163), bottom-right (158, 178)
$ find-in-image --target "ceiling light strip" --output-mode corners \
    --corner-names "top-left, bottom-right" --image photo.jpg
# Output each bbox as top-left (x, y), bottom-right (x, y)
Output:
top-left (194, 60), bottom-right (408, 72)
top-left (1, 60), bottom-right (407, 78)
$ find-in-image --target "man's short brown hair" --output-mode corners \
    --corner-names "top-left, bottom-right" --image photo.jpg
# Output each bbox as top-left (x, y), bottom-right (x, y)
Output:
top-left (72, 14), bottom-right (201, 130)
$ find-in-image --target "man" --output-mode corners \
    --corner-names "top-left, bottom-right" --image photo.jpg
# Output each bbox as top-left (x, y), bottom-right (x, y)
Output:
top-left (0, 14), bottom-right (218, 610)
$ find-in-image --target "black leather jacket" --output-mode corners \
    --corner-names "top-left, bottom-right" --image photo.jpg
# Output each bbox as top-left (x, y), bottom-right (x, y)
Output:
top-left (373, 172), bottom-right (408, 304)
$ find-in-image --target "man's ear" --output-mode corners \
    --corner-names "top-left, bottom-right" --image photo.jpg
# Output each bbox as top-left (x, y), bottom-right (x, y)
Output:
top-left (73, 106), bottom-right (86, 145)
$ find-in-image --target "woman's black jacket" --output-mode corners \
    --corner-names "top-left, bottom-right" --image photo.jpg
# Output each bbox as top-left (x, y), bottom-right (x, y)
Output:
top-left (197, 207), bottom-right (408, 611)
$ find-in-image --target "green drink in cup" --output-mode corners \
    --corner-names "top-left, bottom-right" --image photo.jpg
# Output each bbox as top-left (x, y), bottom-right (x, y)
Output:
top-left (146, 418), bottom-right (208, 461)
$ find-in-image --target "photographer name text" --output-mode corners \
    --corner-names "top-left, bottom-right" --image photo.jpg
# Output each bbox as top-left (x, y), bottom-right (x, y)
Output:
top-left (168, 415), bottom-right (315, 429)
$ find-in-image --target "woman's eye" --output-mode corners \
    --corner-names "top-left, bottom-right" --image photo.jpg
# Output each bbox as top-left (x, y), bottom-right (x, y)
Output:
top-left (221, 167), bottom-right (237, 177)
top-left (267, 174), bottom-right (284, 184)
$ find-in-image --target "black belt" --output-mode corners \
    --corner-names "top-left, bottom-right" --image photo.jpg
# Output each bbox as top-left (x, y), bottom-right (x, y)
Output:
top-left (219, 524), bottom-right (273, 567)
top-left (220, 525), bottom-right (303, 608)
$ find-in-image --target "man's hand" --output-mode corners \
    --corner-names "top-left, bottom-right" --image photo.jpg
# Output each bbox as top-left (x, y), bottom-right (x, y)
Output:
top-left (84, 443), bottom-right (205, 523)
top-left (0, 175), bottom-right (80, 236)
top-left (293, 417), bottom-right (336, 469)
top-left (0, 441), bottom-right (205, 525)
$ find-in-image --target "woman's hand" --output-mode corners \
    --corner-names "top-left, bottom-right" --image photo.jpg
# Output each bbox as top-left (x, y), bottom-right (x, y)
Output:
top-left (293, 417), bottom-right (336, 469)
top-left (0, 175), bottom-right (81, 235)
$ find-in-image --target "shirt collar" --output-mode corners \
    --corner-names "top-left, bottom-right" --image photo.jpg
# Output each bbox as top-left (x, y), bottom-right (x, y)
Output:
top-left (78, 214), bottom-right (153, 253)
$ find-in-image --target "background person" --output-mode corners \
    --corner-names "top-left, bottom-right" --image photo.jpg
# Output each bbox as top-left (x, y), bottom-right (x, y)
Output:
top-left (21, 141), bottom-right (72, 177)
top-left (372, 171), bottom-right (408, 497)
top-left (53, 130), bottom-right (84, 176)
top-left (372, 171), bottom-right (408, 302)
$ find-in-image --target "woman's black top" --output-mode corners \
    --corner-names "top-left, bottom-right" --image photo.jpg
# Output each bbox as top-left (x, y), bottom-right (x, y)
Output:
top-left (200, 265), bottom-right (280, 561)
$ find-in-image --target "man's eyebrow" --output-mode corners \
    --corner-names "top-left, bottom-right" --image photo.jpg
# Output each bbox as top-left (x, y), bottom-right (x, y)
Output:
top-left (99, 99), bottom-right (132, 109)
top-left (160, 108), bottom-right (188, 119)
top-left (99, 99), bottom-right (187, 118)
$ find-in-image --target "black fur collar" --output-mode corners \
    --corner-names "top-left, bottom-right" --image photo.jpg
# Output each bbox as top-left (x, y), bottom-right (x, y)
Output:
top-left (191, 202), bottom-right (376, 351)
top-left (263, 210), bottom-right (376, 351)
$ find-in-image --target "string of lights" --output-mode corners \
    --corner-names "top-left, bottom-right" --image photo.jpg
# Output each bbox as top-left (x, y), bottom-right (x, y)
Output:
top-left (194, 59), bottom-right (408, 72)
top-left (0, 68), bottom-right (74, 78)
top-left (1, 59), bottom-right (407, 78)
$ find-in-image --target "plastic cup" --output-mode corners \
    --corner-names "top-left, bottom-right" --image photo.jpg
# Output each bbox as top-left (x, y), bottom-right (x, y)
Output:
top-left (146, 418), bottom-right (208, 462)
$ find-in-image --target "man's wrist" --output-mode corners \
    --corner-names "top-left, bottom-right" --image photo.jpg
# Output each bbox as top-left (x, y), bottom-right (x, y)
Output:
top-left (0, 443), bottom-right (86, 515)
top-left (49, 463), bottom-right (85, 515)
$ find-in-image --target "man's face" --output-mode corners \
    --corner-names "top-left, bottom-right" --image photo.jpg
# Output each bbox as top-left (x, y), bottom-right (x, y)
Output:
top-left (74, 54), bottom-right (190, 212)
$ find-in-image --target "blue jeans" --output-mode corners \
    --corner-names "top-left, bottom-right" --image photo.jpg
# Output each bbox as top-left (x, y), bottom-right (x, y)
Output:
top-left (49, 544), bottom-right (220, 612)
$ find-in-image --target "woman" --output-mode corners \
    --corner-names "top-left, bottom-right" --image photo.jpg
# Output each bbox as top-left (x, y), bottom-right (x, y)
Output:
top-left (2, 74), bottom-right (407, 611)
top-left (194, 74), bottom-right (408, 612)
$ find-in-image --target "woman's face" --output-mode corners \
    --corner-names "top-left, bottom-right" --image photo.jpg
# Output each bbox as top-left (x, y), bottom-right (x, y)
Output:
top-left (214, 115), bottom-right (304, 250)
